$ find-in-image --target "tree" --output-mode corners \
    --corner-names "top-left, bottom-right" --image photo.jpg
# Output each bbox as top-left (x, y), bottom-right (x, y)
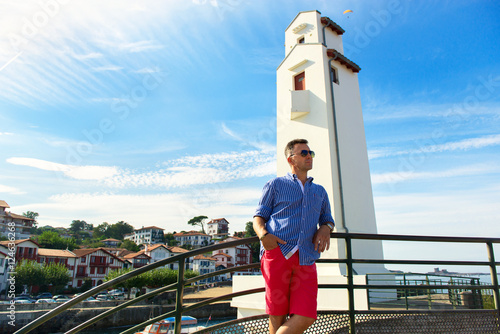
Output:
top-left (105, 268), bottom-right (149, 299)
top-left (107, 221), bottom-right (134, 240)
top-left (23, 211), bottom-right (39, 232)
top-left (70, 220), bottom-right (93, 233)
top-left (164, 233), bottom-right (179, 247)
top-left (244, 221), bottom-right (260, 264)
top-left (43, 262), bottom-right (72, 293)
top-left (35, 231), bottom-right (77, 251)
top-left (14, 260), bottom-right (71, 294)
top-left (119, 239), bottom-right (140, 252)
top-left (187, 215), bottom-right (208, 233)
top-left (93, 222), bottom-right (110, 239)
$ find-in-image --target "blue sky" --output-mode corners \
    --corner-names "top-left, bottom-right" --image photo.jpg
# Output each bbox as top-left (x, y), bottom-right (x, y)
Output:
top-left (1, 1), bottom-right (499, 271)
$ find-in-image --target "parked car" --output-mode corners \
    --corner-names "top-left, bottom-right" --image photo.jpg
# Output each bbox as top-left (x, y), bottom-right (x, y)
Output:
top-left (35, 292), bottom-right (53, 300)
top-left (35, 298), bottom-right (56, 303)
top-left (96, 294), bottom-right (115, 301)
top-left (53, 295), bottom-right (71, 302)
top-left (14, 298), bottom-right (34, 304)
top-left (110, 292), bottom-right (126, 300)
top-left (73, 293), bottom-right (98, 302)
top-left (14, 296), bottom-right (35, 303)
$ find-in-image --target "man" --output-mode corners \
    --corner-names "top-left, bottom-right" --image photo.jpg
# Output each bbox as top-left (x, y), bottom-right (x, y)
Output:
top-left (253, 138), bottom-right (335, 334)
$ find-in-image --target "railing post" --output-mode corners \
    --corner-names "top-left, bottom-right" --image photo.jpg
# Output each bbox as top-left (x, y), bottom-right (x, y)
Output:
top-left (345, 235), bottom-right (356, 334)
top-left (175, 257), bottom-right (186, 334)
top-left (486, 241), bottom-right (500, 311)
top-left (403, 273), bottom-right (409, 310)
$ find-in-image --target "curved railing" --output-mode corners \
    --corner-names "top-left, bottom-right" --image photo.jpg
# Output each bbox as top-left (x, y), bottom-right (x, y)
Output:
top-left (14, 233), bottom-right (500, 334)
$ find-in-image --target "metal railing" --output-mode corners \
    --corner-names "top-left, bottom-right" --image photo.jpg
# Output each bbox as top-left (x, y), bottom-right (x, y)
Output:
top-left (14, 233), bottom-right (500, 334)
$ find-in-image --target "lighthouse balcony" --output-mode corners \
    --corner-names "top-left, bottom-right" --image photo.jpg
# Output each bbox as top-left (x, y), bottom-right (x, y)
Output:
top-left (290, 89), bottom-right (310, 119)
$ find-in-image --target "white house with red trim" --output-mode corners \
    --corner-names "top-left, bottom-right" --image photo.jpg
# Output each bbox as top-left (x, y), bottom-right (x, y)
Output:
top-left (212, 236), bottom-right (252, 273)
top-left (206, 218), bottom-right (229, 239)
top-left (72, 248), bottom-right (126, 288)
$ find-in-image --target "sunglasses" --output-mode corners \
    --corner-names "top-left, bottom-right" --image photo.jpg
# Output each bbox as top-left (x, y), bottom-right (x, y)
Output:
top-left (290, 150), bottom-right (315, 158)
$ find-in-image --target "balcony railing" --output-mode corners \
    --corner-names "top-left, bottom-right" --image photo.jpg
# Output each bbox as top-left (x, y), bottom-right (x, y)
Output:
top-left (14, 233), bottom-right (500, 334)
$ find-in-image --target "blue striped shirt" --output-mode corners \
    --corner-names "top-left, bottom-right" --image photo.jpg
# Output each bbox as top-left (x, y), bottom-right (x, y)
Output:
top-left (254, 173), bottom-right (334, 265)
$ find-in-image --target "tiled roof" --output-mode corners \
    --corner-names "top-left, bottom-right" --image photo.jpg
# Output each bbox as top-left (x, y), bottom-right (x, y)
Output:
top-left (194, 255), bottom-right (216, 261)
top-left (38, 248), bottom-right (77, 258)
top-left (320, 16), bottom-right (345, 35)
top-left (123, 252), bottom-right (150, 259)
top-left (101, 238), bottom-right (121, 242)
top-left (167, 246), bottom-right (188, 253)
top-left (213, 252), bottom-right (232, 258)
top-left (0, 238), bottom-right (40, 247)
top-left (136, 226), bottom-right (164, 231)
top-left (327, 48), bottom-right (361, 73)
top-left (0, 200), bottom-right (10, 208)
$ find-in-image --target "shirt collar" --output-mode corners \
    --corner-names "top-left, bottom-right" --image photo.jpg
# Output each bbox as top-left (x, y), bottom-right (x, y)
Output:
top-left (286, 172), bottom-right (314, 183)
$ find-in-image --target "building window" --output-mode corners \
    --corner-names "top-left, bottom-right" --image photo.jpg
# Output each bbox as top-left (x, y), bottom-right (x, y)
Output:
top-left (298, 36), bottom-right (305, 44)
top-left (331, 65), bottom-right (339, 84)
top-left (294, 72), bottom-right (305, 90)
top-left (81, 257), bottom-right (86, 263)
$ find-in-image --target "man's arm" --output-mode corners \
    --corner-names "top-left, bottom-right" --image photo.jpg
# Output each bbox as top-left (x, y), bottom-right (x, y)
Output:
top-left (253, 216), bottom-right (286, 251)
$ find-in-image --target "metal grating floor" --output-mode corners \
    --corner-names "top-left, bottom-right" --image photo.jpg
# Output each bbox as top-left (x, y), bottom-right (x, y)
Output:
top-left (193, 310), bottom-right (500, 334)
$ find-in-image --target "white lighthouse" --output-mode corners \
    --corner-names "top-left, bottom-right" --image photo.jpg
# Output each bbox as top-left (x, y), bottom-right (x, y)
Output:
top-left (232, 11), bottom-right (390, 318)
top-left (276, 10), bottom-right (386, 276)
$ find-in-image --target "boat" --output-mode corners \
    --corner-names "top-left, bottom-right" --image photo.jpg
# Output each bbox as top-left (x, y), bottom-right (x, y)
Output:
top-left (135, 316), bottom-right (205, 334)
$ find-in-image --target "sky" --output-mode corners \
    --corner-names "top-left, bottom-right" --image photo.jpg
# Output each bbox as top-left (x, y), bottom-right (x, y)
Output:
top-left (1, 0), bottom-right (499, 272)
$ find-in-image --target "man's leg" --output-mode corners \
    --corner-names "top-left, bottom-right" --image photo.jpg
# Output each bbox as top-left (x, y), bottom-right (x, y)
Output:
top-left (275, 314), bottom-right (315, 334)
top-left (269, 314), bottom-right (287, 334)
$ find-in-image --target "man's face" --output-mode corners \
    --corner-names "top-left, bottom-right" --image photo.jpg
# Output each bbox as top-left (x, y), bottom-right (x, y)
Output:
top-left (289, 143), bottom-right (313, 171)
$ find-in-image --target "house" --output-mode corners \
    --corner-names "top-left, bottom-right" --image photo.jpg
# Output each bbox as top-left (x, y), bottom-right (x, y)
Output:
top-left (174, 231), bottom-right (211, 248)
top-left (72, 248), bottom-right (126, 288)
top-left (0, 239), bottom-right (39, 293)
top-left (0, 248), bottom-right (10, 294)
top-left (212, 236), bottom-right (253, 274)
top-left (124, 226), bottom-right (164, 245)
top-left (167, 246), bottom-right (193, 271)
top-left (192, 255), bottom-right (216, 283)
top-left (101, 238), bottom-right (121, 248)
top-left (212, 252), bottom-right (232, 281)
top-left (138, 244), bottom-right (171, 269)
top-left (0, 201), bottom-right (35, 240)
top-left (37, 248), bottom-right (77, 288)
top-left (122, 252), bottom-right (151, 269)
top-left (206, 218), bottom-right (230, 239)
top-left (0, 238), bottom-right (40, 263)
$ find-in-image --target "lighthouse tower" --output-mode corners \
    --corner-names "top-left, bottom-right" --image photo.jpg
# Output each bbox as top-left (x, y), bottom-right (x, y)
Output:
top-left (276, 10), bottom-right (386, 275)
top-left (232, 11), bottom-right (390, 318)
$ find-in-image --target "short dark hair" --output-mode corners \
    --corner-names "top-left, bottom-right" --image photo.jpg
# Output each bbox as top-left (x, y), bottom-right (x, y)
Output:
top-left (284, 139), bottom-right (308, 157)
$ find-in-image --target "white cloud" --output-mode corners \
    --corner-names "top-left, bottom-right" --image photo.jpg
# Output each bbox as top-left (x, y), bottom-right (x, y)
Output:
top-left (0, 184), bottom-right (26, 195)
top-left (5, 149), bottom-right (276, 188)
top-left (6, 157), bottom-right (119, 181)
top-left (371, 164), bottom-right (497, 185)
top-left (369, 134), bottom-right (500, 160)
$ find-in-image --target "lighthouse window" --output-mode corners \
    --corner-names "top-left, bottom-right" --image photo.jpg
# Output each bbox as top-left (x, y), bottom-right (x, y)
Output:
top-left (331, 65), bottom-right (339, 84)
top-left (298, 36), bottom-right (305, 44)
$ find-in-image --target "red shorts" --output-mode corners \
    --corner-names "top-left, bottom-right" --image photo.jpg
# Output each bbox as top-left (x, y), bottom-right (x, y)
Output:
top-left (261, 247), bottom-right (318, 319)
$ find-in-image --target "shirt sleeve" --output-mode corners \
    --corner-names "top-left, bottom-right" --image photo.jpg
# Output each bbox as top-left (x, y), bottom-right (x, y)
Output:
top-left (318, 188), bottom-right (335, 226)
top-left (254, 179), bottom-right (275, 221)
